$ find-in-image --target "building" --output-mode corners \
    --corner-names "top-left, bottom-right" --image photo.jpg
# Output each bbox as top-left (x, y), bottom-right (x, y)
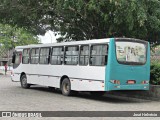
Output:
top-left (0, 47), bottom-right (13, 66)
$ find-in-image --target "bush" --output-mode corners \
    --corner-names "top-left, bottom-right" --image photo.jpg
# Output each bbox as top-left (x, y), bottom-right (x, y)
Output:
top-left (150, 63), bottom-right (160, 85)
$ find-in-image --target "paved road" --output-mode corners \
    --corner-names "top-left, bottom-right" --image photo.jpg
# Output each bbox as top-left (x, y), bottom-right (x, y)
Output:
top-left (0, 74), bottom-right (160, 120)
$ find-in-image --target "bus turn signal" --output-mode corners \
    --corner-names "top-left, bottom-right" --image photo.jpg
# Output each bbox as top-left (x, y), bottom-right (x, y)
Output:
top-left (110, 80), bottom-right (120, 84)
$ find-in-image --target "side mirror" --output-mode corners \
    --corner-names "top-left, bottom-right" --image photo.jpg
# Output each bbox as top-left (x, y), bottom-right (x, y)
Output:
top-left (12, 52), bottom-right (16, 63)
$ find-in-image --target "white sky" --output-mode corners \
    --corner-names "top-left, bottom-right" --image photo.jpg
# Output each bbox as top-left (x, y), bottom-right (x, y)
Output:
top-left (38, 30), bottom-right (60, 44)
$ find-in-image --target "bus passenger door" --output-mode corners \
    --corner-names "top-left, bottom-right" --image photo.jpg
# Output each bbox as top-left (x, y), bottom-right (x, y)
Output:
top-left (11, 51), bottom-right (22, 82)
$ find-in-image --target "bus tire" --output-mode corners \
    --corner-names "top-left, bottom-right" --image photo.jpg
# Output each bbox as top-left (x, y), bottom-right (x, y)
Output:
top-left (61, 78), bottom-right (72, 96)
top-left (90, 91), bottom-right (105, 97)
top-left (20, 75), bottom-right (30, 89)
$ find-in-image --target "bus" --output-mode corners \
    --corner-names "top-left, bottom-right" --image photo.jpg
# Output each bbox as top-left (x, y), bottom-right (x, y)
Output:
top-left (11, 38), bottom-right (150, 96)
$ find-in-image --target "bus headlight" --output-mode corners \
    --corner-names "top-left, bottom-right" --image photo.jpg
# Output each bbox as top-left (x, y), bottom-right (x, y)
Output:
top-left (110, 80), bottom-right (120, 84)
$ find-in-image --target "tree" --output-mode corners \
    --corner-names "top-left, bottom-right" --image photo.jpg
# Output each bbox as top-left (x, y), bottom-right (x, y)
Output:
top-left (0, 0), bottom-right (160, 42)
top-left (0, 24), bottom-right (39, 49)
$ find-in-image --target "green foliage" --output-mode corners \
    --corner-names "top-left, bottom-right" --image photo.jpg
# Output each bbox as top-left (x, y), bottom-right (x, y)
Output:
top-left (0, 0), bottom-right (160, 42)
top-left (150, 63), bottom-right (160, 85)
top-left (0, 24), bottom-right (39, 49)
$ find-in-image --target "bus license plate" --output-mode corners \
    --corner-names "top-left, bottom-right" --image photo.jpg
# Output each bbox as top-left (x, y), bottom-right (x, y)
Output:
top-left (127, 80), bottom-right (135, 84)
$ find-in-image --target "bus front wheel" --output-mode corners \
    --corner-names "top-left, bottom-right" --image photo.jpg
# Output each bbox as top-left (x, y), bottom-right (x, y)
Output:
top-left (20, 75), bottom-right (30, 89)
top-left (61, 78), bottom-right (72, 96)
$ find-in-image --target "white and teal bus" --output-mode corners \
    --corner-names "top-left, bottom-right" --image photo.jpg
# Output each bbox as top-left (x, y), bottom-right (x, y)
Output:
top-left (11, 38), bottom-right (150, 96)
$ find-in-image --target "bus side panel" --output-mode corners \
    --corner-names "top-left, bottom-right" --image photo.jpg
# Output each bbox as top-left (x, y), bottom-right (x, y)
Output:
top-left (43, 76), bottom-right (60, 88)
top-left (11, 73), bottom-right (21, 82)
top-left (21, 64), bottom-right (105, 91)
top-left (105, 39), bottom-right (150, 91)
top-left (69, 66), bottom-right (105, 91)
top-left (33, 75), bottom-right (60, 88)
top-left (71, 79), bottom-right (104, 91)
top-left (11, 63), bottom-right (22, 82)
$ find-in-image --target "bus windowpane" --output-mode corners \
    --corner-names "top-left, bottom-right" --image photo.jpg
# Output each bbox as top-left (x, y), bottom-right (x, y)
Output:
top-left (30, 48), bottom-right (39, 64)
top-left (22, 49), bottom-right (30, 64)
top-left (80, 45), bottom-right (89, 66)
top-left (116, 41), bottom-right (146, 64)
top-left (15, 53), bottom-right (21, 64)
top-left (90, 44), bottom-right (108, 66)
top-left (65, 46), bottom-right (79, 65)
top-left (39, 48), bottom-right (50, 64)
top-left (51, 47), bottom-right (64, 65)
top-left (13, 52), bottom-right (22, 69)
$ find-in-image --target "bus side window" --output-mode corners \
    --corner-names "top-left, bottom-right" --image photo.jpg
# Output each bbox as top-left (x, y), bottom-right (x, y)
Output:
top-left (51, 47), bottom-right (64, 65)
top-left (39, 47), bottom-right (50, 64)
top-left (30, 48), bottom-right (39, 64)
top-left (64, 46), bottom-right (79, 65)
top-left (22, 49), bottom-right (30, 64)
top-left (79, 45), bottom-right (89, 66)
top-left (90, 44), bottom-right (108, 66)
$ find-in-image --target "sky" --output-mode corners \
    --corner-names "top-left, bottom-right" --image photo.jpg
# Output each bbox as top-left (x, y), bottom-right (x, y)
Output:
top-left (38, 30), bottom-right (60, 44)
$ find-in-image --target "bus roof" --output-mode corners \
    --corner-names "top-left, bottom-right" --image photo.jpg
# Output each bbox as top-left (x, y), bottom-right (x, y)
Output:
top-left (15, 37), bottom-right (148, 49)
top-left (15, 38), bottom-right (110, 49)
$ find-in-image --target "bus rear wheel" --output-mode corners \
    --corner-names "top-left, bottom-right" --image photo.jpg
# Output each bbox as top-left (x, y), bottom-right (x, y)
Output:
top-left (20, 75), bottom-right (30, 89)
top-left (61, 78), bottom-right (72, 96)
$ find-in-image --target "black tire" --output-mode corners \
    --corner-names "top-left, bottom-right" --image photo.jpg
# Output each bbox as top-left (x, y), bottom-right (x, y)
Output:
top-left (20, 74), bottom-right (30, 89)
top-left (90, 91), bottom-right (105, 97)
top-left (61, 78), bottom-right (72, 96)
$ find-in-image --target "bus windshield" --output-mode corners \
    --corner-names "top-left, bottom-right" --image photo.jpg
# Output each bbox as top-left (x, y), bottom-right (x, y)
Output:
top-left (116, 41), bottom-right (147, 65)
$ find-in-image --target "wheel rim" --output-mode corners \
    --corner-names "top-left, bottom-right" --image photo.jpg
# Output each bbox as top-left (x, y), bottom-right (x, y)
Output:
top-left (22, 77), bottom-right (27, 87)
top-left (63, 82), bottom-right (69, 93)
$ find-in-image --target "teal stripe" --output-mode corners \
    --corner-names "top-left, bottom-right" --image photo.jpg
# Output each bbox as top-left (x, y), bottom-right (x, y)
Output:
top-left (105, 38), bottom-right (115, 91)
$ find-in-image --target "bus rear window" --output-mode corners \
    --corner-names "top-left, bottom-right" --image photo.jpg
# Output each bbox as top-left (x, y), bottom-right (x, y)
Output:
top-left (116, 41), bottom-right (147, 65)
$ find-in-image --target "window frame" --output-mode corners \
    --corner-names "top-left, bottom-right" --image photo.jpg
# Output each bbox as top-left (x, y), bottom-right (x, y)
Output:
top-left (89, 44), bottom-right (108, 66)
top-left (79, 45), bottom-right (89, 66)
top-left (50, 46), bottom-right (64, 65)
top-left (22, 48), bottom-right (30, 64)
top-left (14, 52), bottom-right (22, 65)
top-left (64, 45), bottom-right (79, 65)
top-left (39, 47), bottom-right (51, 64)
top-left (30, 48), bottom-right (40, 64)
top-left (115, 38), bottom-right (148, 65)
